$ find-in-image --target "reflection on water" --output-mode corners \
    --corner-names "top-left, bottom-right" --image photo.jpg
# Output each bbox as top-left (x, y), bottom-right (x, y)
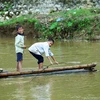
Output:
top-left (2, 77), bottom-right (52, 100)
top-left (31, 84), bottom-right (51, 100)
top-left (13, 79), bottom-right (26, 100)
top-left (0, 38), bottom-right (100, 100)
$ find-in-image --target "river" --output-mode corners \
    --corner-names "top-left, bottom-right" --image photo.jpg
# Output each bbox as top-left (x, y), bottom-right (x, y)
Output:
top-left (0, 38), bottom-right (100, 100)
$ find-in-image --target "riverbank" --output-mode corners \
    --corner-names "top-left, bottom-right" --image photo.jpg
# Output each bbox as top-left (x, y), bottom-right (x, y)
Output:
top-left (0, 8), bottom-right (100, 40)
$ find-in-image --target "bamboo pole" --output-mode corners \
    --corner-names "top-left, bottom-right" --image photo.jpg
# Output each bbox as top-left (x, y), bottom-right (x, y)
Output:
top-left (0, 63), bottom-right (97, 78)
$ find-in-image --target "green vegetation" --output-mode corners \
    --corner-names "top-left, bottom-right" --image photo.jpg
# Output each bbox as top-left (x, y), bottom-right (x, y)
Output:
top-left (0, 8), bottom-right (100, 40)
top-left (0, 1), bottom-right (13, 15)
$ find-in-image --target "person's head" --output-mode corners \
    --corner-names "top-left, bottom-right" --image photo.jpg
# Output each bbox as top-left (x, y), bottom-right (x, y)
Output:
top-left (48, 39), bottom-right (54, 47)
top-left (16, 25), bottom-right (24, 34)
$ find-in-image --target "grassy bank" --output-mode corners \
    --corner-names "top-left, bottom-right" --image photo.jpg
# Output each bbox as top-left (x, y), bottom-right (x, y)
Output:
top-left (0, 8), bottom-right (100, 40)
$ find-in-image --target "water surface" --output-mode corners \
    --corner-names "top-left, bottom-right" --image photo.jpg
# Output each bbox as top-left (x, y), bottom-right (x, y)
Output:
top-left (0, 38), bottom-right (100, 100)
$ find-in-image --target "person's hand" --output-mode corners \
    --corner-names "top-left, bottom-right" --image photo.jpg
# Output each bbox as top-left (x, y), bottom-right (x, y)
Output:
top-left (50, 61), bottom-right (53, 65)
top-left (55, 61), bottom-right (59, 64)
top-left (22, 45), bottom-right (26, 49)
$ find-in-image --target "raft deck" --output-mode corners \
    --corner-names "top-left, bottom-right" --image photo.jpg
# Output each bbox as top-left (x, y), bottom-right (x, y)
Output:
top-left (0, 63), bottom-right (97, 78)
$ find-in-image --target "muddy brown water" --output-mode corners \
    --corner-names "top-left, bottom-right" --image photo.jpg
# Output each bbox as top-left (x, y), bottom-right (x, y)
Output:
top-left (0, 38), bottom-right (100, 100)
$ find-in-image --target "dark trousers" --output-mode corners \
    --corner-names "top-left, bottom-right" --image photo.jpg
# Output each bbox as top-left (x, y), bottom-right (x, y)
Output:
top-left (29, 51), bottom-right (44, 64)
top-left (16, 52), bottom-right (23, 62)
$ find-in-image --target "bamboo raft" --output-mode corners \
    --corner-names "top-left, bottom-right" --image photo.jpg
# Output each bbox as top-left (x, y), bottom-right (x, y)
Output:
top-left (0, 63), bottom-right (97, 78)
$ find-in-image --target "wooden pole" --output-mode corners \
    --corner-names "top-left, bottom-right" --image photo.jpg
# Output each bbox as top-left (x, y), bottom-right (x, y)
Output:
top-left (0, 63), bottom-right (97, 78)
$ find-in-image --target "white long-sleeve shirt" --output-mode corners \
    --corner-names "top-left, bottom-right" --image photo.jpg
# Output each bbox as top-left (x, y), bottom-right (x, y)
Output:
top-left (15, 34), bottom-right (25, 53)
top-left (28, 42), bottom-right (54, 56)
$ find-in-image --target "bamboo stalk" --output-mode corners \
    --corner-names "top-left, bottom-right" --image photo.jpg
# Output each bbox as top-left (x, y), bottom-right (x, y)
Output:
top-left (0, 63), bottom-right (97, 78)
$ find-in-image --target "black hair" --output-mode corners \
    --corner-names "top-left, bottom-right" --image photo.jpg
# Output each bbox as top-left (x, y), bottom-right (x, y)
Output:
top-left (16, 25), bottom-right (22, 31)
top-left (48, 38), bottom-right (54, 43)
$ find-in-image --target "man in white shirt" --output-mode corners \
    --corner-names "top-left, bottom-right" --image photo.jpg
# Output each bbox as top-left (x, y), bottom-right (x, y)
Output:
top-left (28, 39), bottom-right (58, 69)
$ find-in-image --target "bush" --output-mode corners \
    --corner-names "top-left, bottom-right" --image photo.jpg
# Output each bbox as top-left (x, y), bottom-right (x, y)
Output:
top-left (0, 8), bottom-right (100, 40)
